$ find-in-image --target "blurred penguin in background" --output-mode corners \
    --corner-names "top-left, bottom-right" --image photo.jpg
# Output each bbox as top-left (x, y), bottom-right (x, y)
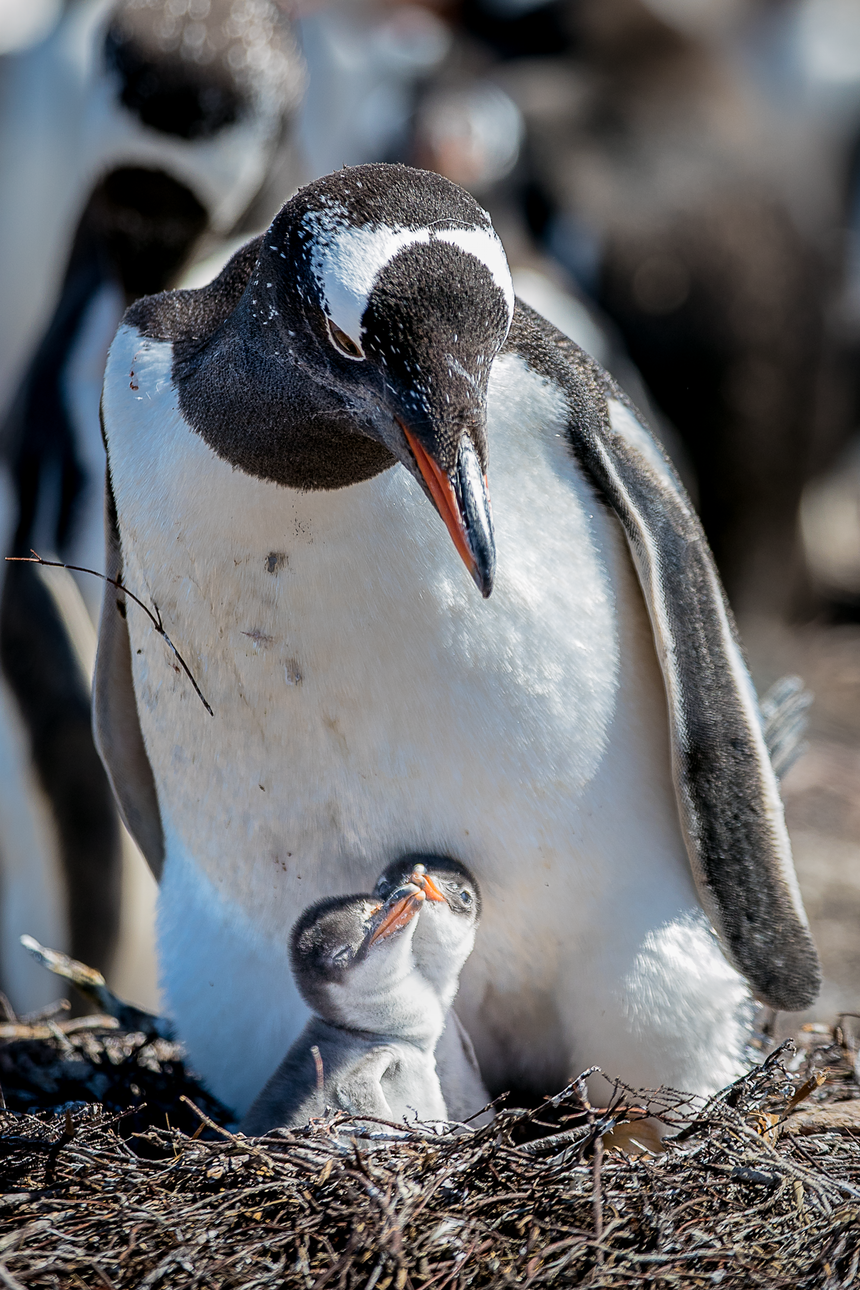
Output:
top-left (0, 0), bottom-right (305, 1010)
top-left (406, 0), bottom-right (687, 479)
top-left (439, 0), bottom-right (844, 622)
top-left (295, 0), bottom-right (453, 178)
top-left (757, 0), bottom-right (860, 617)
top-left (292, 0), bottom-right (617, 397)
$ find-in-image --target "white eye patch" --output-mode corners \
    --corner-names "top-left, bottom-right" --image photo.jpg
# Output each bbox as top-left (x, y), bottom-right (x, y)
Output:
top-left (304, 214), bottom-right (515, 350)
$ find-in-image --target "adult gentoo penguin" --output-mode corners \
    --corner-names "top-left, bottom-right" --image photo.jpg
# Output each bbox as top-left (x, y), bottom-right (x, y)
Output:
top-left (97, 163), bottom-right (820, 1116)
top-left (241, 878), bottom-right (461, 1135)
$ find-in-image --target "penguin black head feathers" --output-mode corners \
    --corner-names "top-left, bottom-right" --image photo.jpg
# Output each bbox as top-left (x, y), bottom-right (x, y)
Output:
top-left (375, 854), bottom-right (482, 923)
top-left (127, 164), bottom-right (515, 596)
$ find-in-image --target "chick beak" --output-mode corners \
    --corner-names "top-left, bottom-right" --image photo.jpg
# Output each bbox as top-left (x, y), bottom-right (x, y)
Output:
top-left (400, 422), bottom-right (496, 598)
top-left (366, 885), bottom-right (425, 946)
top-left (409, 867), bottom-right (446, 903)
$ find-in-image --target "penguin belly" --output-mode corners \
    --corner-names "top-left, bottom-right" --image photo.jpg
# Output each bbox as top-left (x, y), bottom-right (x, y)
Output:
top-left (106, 335), bottom-right (751, 1114)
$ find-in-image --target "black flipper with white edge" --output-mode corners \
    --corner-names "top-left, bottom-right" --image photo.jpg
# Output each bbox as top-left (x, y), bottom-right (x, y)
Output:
top-left (506, 303), bottom-right (820, 1011)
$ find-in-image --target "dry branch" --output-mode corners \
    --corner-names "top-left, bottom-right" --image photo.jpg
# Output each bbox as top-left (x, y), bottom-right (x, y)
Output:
top-left (6, 552), bottom-right (213, 714)
top-left (0, 1016), bottom-right (858, 1287)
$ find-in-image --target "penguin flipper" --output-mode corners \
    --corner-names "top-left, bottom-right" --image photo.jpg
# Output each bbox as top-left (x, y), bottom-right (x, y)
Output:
top-left (435, 1010), bottom-right (492, 1125)
top-left (505, 303), bottom-right (820, 1011)
top-left (93, 466), bottom-right (165, 878)
top-left (335, 1048), bottom-right (397, 1122)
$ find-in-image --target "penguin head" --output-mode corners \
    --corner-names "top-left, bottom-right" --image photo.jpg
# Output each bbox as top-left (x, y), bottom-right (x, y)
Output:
top-left (101, 0), bottom-right (305, 237)
top-left (290, 886), bottom-right (445, 1044)
top-left (374, 855), bottom-right (481, 1007)
top-left (256, 164), bottom-right (515, 597)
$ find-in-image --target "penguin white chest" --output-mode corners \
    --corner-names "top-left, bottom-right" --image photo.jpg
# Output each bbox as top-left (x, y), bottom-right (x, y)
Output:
top-left (105, 333), bottom-right (711, 1111)
top-left (109, 339), bottom-right (633, 895)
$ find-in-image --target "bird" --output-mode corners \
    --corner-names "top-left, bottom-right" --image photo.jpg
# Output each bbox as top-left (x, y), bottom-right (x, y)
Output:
top-left (240, 880), bottom-right (455, 1135)
top-left (373, 855), bottom-right (490, 1123)
top-left (496, 0), bottom-right (836, 618)
top-left (0, 0), bottom-right (304, 432)
top-left (96, 161), bottom-right (820, 1117)
top-left (0, 0), bottom-right (305, 1010)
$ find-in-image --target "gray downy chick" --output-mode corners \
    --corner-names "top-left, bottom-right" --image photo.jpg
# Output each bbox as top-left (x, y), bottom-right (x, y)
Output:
top-left (241, 882), bottom-right (451, 1135)
top-left (374, 855), bottom-right (491, 1124)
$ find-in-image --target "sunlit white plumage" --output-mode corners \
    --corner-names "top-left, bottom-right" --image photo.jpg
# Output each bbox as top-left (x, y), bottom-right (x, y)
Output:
top-left (104, 331), bottom-right (747, 1114)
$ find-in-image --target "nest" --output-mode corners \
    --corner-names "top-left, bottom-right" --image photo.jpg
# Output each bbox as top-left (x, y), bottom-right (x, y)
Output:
top-left (1, 1018), bottom-right (859, 1289)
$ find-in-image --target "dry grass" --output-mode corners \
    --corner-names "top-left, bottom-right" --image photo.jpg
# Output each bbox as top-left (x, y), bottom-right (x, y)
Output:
top-left (0, 1017), bottom-right (859, 1288)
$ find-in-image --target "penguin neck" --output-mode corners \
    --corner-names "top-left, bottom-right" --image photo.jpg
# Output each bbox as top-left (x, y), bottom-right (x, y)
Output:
top-left (414, 914), bottom-right (476, 1013)
top-left (169, 268), bottom-right (397, 492)
top-left (320, 942), bottom-right (447, 1051)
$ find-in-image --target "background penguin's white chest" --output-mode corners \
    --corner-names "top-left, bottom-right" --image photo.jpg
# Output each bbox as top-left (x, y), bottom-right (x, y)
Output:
top-left (107, 334), bottom-right (708, 1112)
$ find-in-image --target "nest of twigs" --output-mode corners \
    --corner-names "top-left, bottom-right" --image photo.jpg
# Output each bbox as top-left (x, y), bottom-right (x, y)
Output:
top-left (1, 1016), bottom-right (859, 1289)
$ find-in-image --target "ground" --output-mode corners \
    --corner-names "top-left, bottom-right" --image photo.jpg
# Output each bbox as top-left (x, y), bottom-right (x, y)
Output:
top-left (748, 621), bottom-right (860, 1022)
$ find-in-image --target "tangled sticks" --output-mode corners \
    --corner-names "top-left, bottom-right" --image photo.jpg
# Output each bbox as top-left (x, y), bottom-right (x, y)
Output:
top-left (0, 1024), bottom-right (859, 1288)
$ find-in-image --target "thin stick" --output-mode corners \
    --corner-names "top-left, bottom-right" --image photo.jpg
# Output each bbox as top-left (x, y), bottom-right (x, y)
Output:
top-left (311, 1045), bottom-right (325, 1095)
top-left (592, 1132), bottom-right (604, 1267)
top-left (178, 1096), bottom-right (277, 1167)
top-left (7, 551), bottom-right (213, 716)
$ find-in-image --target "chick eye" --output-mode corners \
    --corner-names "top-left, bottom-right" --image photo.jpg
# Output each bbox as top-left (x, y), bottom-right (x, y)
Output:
top-left (326, 317), bottom-right (365, 360)
top-left (460, 890), bottom-right (472, 906)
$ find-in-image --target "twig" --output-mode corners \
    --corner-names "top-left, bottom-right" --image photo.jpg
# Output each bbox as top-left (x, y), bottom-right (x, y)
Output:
top-left (312, 1045), bottom-right (325, 1096)
top-left (592, 1132), bottom-right (604, 1266)
top-left (730, 1114), bottom-right (860, 1201)
top-left (44, 1109), bottom-right (76, 1187)
top-left (0, 1264), bottom-right (27, 1290)
top-left (178, 1096), bottom-right (277, 1168)
top-left (516, 1121), bottom-right (592, 1158)
top-left (1, 1023), bottom-right (859, 1289)
top-left (18, 999), bottom-right (71, 1026)
top-left (0, 1014), bottom-right (119, 1041)
top-left (7, 551), bottom-right (213, 716)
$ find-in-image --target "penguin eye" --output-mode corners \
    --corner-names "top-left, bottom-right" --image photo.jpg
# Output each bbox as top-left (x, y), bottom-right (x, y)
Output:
top-left (326, 317), bottom-right (365, 361)
top-left (460, 890), bottom-right (472, 907)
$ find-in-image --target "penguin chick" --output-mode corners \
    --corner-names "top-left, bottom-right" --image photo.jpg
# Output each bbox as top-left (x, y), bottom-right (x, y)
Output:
top-left (375, 857), bottom-right (481, 1008)
top-left (374, 855), bottom-right (491, 1124)
top-left (241, 883), bottom-right (453, 1135)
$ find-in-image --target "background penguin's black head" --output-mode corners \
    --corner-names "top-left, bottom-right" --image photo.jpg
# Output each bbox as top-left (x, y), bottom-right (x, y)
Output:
top-left (104, 0), bottom-right (303, 145)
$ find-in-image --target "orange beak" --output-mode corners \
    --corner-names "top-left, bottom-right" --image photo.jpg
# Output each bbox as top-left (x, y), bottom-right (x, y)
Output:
top-left (367, 887), bottom-right (424, 946)
top-left (401, 422), bottom-right (481, 583)
top-left (409, 866), bottom-right (446, 903)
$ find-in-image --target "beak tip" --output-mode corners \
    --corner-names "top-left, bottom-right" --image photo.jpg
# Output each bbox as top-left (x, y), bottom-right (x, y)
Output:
top-left (400, 420), bottom-right (496, 597)
top-left (470, 552), bottom-right (495, 599)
